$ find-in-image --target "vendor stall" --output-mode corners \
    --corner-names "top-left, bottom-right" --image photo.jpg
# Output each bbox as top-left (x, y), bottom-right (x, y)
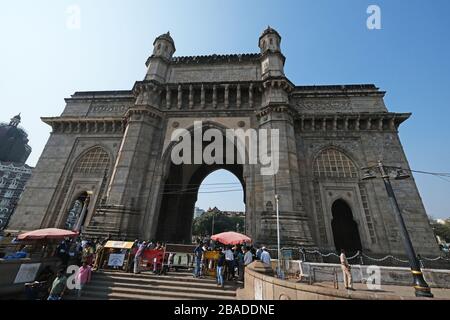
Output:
top-left (103, 241), bottom-right (135, 271)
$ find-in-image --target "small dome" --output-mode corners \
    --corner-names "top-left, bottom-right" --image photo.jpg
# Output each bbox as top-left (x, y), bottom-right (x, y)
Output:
top-left (259, 25), bottom-right (281, 41)
top-left (153, 31), bottom-right (176, 51)
top-left (0, 114), bottom-right (31, 164)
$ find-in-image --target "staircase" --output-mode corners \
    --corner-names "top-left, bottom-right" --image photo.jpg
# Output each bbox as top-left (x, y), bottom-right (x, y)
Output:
top-left (76, 270), bottom-right (238, 300)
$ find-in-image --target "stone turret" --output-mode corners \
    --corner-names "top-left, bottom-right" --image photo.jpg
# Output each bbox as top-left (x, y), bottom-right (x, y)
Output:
top-left (145, 32), bottom-right (176, 82)
top-left (258, 26), bottom-right (285, 79)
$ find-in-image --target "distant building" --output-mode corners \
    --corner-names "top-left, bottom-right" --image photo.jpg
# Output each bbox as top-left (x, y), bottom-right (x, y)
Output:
top-left (0, 114), bottom-right (33, 229)
top-left (0, 162), bottom-right (32, 229)
top-left (206, 206), bottom-right (245, 217)
top-left (194, 207), bottom-right (205, 218)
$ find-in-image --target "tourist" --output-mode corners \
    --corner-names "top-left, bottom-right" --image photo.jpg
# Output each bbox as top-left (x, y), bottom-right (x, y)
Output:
top-left (193, 242), bottom-right (203, 278)
top-left (216, 248), bottom-right (225, 288)
top-left (76, 261), bottom-right (92, 298)
top-left (256, 245), bottom-right (263, 261)
top-left (236, 246), bottom-right (245, 282)
top-left (224, 246), bottom-right (235, 280)
top-left (56, 239), bottom-right (70, 267)
top-left (340, 249), bottom-right (354, 290)
top-left (134, 241), bottom-right (146, 274)
top-left (243, 246), bottom-right (253, 271)
top-left (93, 240), bottom-right (106, 271)
top-left (260, 247), bottom-right (271, 266)
top-left (82, 242), bottom-right (94, 266)
top-left (47, 269), bottom-right (67, 300)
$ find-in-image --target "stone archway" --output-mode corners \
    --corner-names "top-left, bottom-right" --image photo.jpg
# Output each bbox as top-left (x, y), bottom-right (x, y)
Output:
top-left (156, 164), bottom-right (245, 243)
top-left (64, 191), bottom-right (91, 232)
top-left (154, 123), bottom-right (246, 243)
top-left (331, 199), bottom-right (362, 253)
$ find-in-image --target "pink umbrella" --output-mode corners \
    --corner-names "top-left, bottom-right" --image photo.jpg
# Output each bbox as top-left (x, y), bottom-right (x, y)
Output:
top-left (17, 228), bottom-right (79, 240)
top-left (211, 231), bottom-right (252, 245)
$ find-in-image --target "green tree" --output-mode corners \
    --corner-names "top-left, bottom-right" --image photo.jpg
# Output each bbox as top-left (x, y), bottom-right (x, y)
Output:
top-left (429, 217), bottom-right (450, 243)
top-left (192, 211), bottom-right (245, 237)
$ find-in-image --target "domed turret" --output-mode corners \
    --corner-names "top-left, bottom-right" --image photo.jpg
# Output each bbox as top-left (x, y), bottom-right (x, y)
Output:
top-left (258, 26), bottom-right (282, 54)
top-left (151, 31), bottom-right (176, 61)
top-left (258, 26), bottom-right (285, 79)
top-left (145, 32), bottom-right (176, 82)
top-left (9, 114), bottom-right (21, 127)
top-left (0, 113), bottom-right (31, 164)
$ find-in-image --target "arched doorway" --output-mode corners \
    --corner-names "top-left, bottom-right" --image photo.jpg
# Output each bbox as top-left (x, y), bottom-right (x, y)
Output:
top-left (193, 169), bottom-right (245, 238)
top-left (154, 123), bottom-right (247, 243)
top-left (64, 192), bottom-right (91, 231)
top-left (331, 199), bottom-right (362, 253)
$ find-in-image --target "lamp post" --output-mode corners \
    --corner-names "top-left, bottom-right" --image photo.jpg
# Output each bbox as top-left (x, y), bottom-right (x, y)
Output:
top-left (275, 194), bottom-right (281, 277)
top-left (362, 160), bottom-right (433, 298)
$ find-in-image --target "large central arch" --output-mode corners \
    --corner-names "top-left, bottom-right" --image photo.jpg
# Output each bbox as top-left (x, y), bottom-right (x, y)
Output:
top-left (153, 122), bottom-right (247, 243)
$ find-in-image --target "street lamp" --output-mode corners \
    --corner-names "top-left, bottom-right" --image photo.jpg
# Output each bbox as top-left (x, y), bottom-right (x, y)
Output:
top-left (362, 160), bottom-right (433, 298)
top-left (275, 194), bottom-right (281, 277)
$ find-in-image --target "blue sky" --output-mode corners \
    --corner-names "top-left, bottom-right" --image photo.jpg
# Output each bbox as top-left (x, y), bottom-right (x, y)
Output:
top-left (1, 0), bottom-right (449, 217)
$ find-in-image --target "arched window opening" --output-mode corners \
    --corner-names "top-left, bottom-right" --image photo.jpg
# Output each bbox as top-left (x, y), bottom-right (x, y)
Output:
top-left (314, 148), bottom-right (358, 178)
top-left (74, 147), bottom-right (110, 175)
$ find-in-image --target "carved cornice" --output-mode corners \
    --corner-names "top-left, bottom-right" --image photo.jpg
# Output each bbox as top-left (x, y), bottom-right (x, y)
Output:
top-left (125, 106), bottom-right (163, 120)
top-left (262, 77), bottom-right (295, 93)
top-left (171, 53), bottom-right (260, 65)
top-left (296, 112), bottom-right (411, 132)
top-left (255, 104), bottom-right (298, 119)
top-left (42, 117), bottom-right (125, 134)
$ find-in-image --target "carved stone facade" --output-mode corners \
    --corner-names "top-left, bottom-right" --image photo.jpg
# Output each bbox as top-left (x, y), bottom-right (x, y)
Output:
top-left (7, 28), bottom-right (440, 256)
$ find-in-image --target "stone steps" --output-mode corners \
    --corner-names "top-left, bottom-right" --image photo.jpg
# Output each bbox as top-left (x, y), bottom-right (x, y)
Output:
top-left (77, 270), bottom-right (238, 300)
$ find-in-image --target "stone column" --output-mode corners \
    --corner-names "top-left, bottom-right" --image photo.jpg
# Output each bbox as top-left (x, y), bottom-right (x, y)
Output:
top-left (106, 107), bottom-right (161, 209)
top-left (224, 84), bottom-right (229, 109)
top-left (254, 80), bottom-right (315, 249)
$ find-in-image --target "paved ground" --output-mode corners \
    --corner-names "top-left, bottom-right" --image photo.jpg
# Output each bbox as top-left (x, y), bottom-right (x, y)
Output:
top-left (313, 281), bottom-right (450, 299)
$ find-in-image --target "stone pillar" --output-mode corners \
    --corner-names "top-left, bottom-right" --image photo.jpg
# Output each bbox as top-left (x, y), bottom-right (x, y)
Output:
top-left (224, 84), bottom-right (229, 109)
top-left (236, 84), bottom-right (241, 108)
top-left (201, 84), bottom-right (205, 109)
top-left (255, 80), bottom-right (315, 249)
top-left (106, 106), bottom-right (161, 210)
top-left (213, 85), bottom-right (217, 109)
top-left (177, 85), bottom-right (182, 109)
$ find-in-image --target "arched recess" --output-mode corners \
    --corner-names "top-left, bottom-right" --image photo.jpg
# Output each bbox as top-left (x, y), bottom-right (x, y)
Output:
top-left (57, 146), bottom-right (112, 230)
top-left (312, 146), bottom-right (372, 250)
top-left (331, 199), bottom-right (362, 253)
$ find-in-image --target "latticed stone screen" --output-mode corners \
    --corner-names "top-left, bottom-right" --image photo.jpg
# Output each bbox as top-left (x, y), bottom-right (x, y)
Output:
top-left (314, 148), bottom-right (358, 178)
top-left (74, 147), bottom-right (109, 174)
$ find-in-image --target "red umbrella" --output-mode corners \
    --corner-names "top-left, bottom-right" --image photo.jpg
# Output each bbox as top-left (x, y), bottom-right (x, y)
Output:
top-left (17, 228), bottom-right (79, 240)
top-left (211, 231), bottom-right (252, 245)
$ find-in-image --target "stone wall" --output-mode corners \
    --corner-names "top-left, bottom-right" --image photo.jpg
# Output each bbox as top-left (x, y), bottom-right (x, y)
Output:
top-left (237, 261), bottom-right (450, 300)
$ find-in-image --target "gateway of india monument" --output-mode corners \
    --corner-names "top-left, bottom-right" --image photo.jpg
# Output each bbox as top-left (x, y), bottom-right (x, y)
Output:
top-left (7, 27), bottom-right (440, 258)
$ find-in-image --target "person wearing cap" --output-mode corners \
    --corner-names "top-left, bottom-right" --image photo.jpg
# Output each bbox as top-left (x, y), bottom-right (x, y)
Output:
top-left (340, 249), bottom-right (354, 290)
top-left (260, 247), bottom-right (271, 266)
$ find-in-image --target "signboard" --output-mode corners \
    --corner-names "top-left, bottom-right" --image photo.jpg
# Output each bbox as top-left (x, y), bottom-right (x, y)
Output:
top-left (14, 263), bottom-right (41, 284)
top-left (108, 253), bottom-right (125, 267)
top-left (104, 241), bottom-right (134, 249)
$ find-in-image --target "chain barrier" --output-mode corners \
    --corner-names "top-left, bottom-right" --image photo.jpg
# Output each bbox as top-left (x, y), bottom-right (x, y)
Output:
top-left (295, 248), bottom-right (449, 265)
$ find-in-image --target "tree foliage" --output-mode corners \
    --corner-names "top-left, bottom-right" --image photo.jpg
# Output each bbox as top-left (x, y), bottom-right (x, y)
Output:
top-left (192, 211), bottom-right (245, 237)
top-left (429, 218), bottom-right (450, 243)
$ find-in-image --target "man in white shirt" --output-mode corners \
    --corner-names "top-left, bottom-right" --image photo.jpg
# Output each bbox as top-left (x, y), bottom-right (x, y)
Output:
top-left (340, 249), bottom-right (354, 290)
top-left (224, 246), bottom-right (235, 280)
top-left (260, 247), bottom-right (271, 266)
top-left (243, 246), bottom-right (253, 266)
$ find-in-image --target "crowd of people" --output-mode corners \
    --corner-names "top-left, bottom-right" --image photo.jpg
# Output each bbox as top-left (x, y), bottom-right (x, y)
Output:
top-left (193, 241), bottom-right (272, 288)
top-left (16, 233), bottom-right (276, 299)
